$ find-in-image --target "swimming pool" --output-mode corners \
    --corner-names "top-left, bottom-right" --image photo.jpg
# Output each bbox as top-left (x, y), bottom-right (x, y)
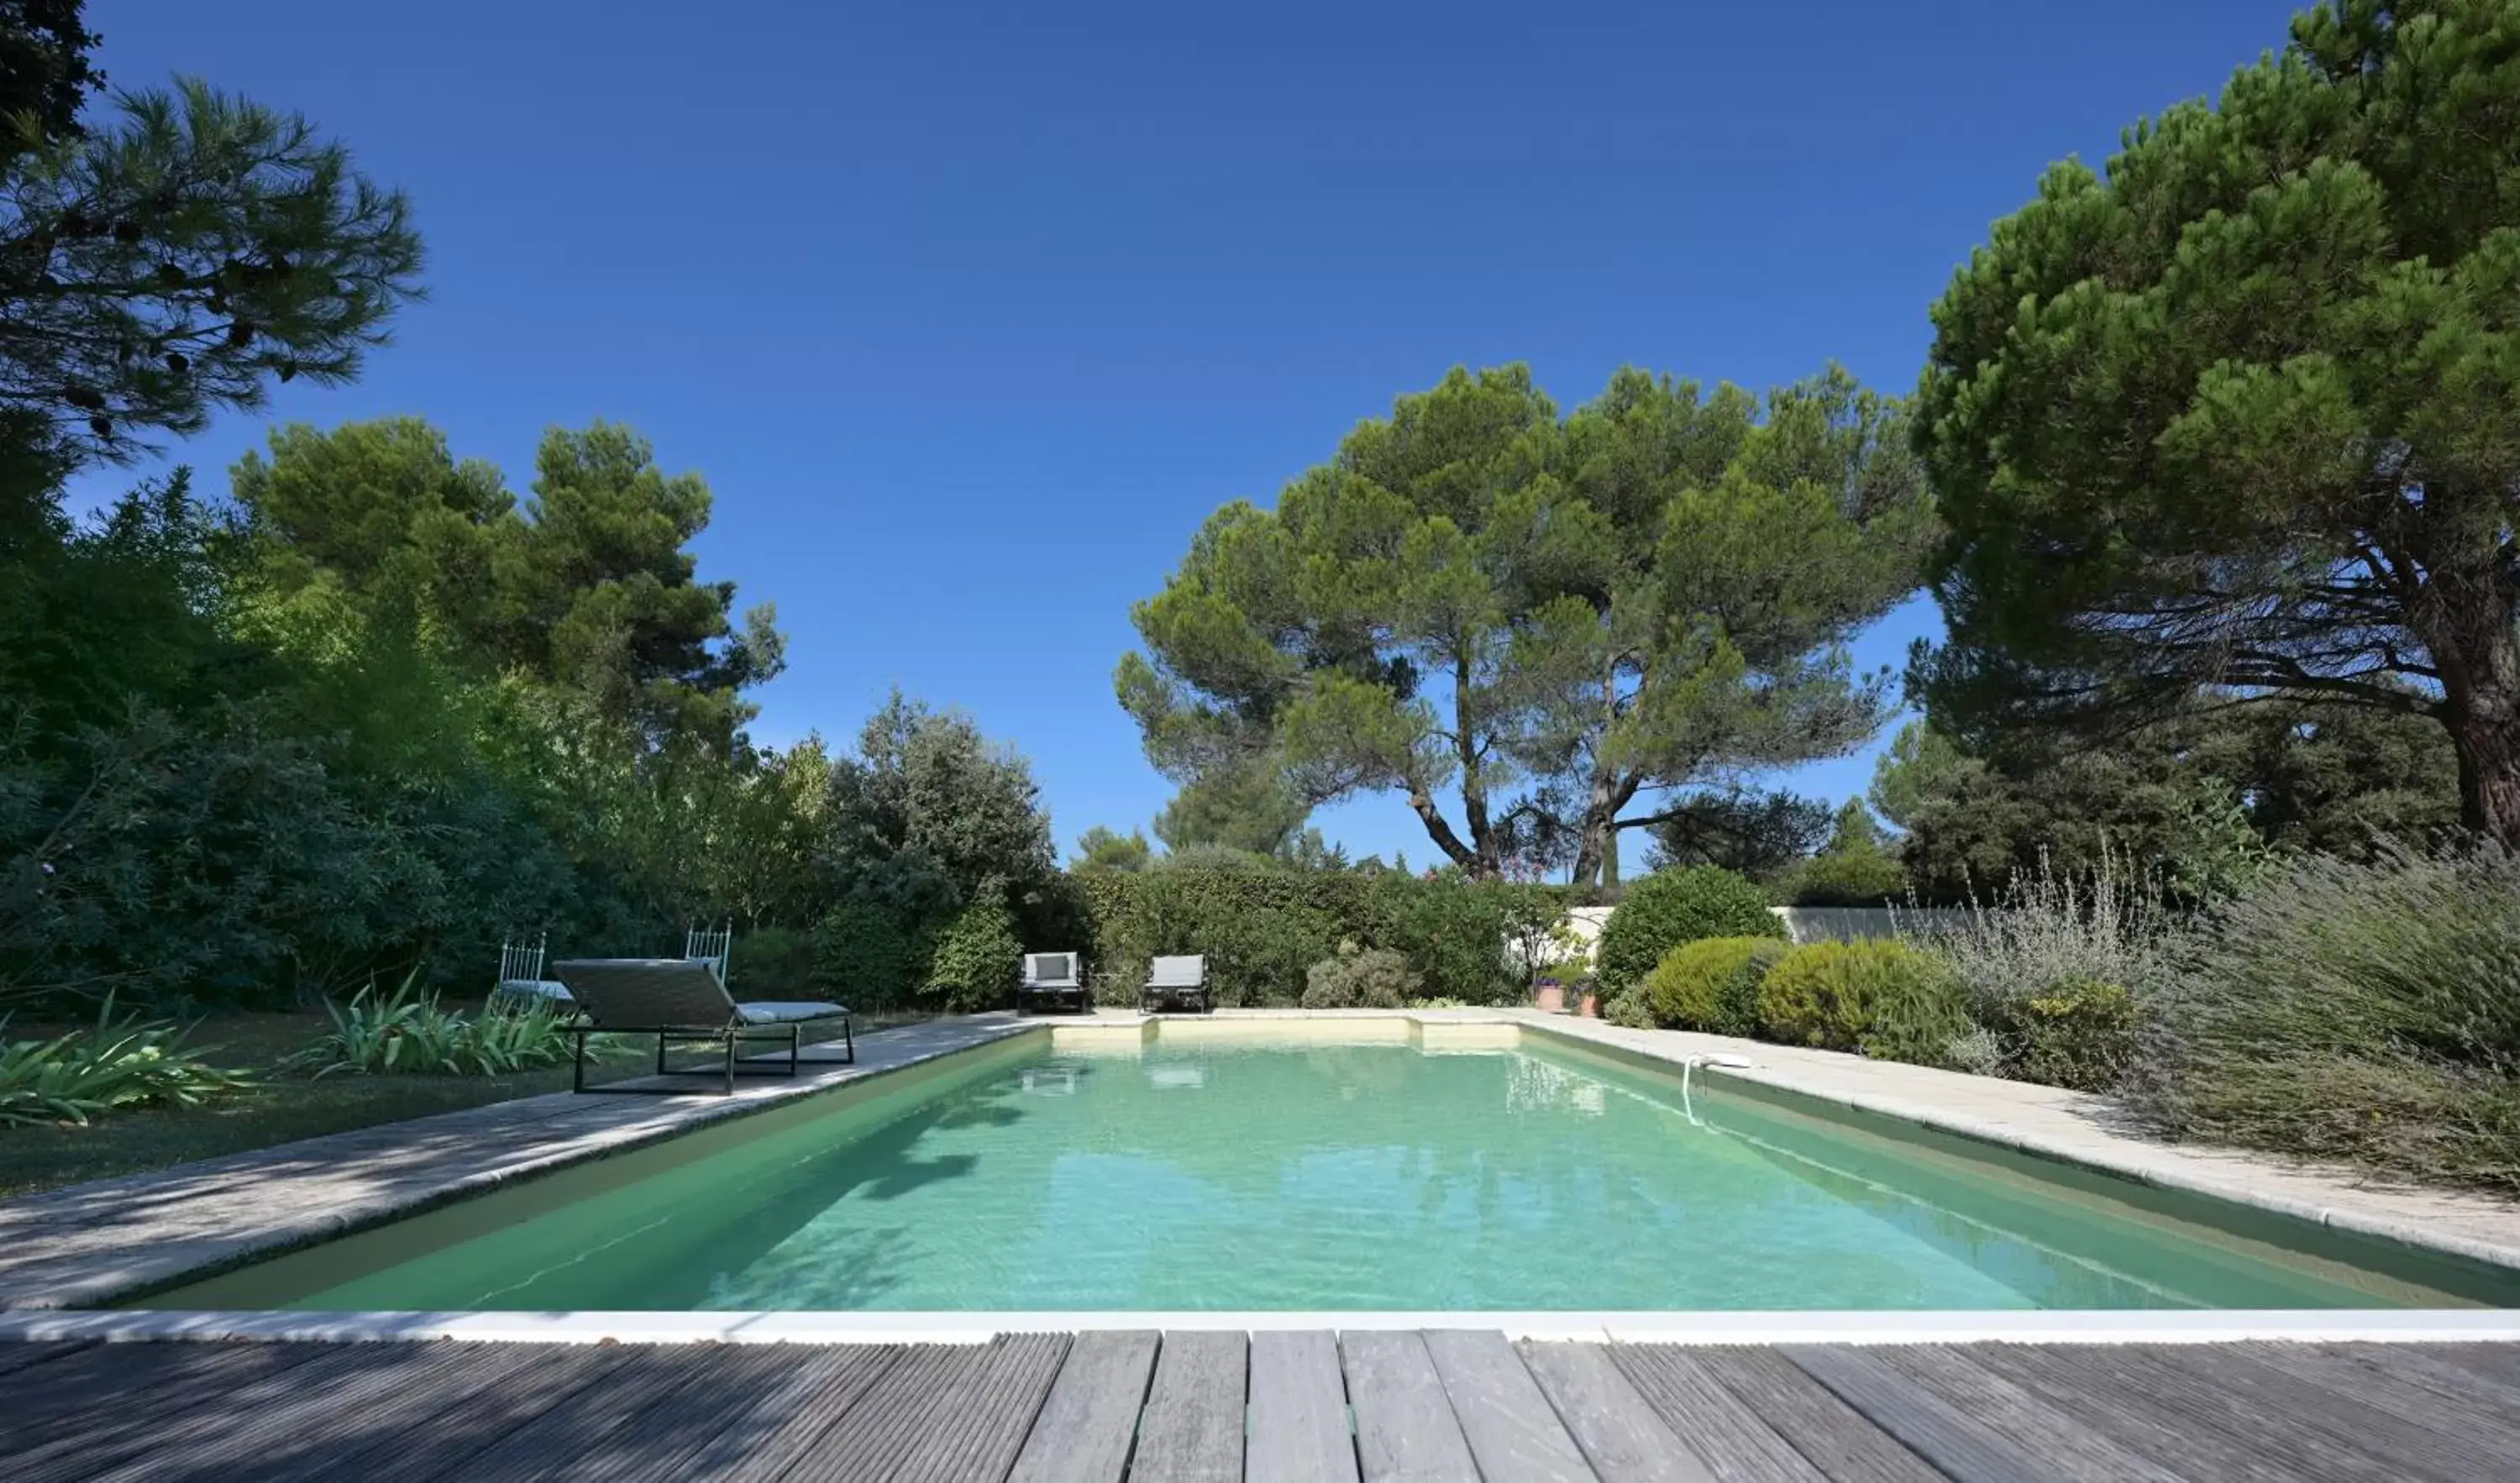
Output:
top-left (143, 1025), bottom-right (2520, 1313)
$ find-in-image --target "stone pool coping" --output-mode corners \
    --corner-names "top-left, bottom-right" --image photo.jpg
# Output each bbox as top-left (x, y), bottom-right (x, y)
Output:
top-left (0, 1015), bottom-right (1045, 1311)
top-left (1503, 1011), bottom-right (2520, 1278)
top-left (3, 1005), bottom-right (2518, 1313)
top-left (12, 1305), bottom-right (2520, 1347)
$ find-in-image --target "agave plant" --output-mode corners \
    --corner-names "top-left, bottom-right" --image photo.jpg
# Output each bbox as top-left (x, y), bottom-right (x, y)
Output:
top-left (290, 972), bottom-right (612, 1077)
top-left (0, 998), bottom-right (257, 1126)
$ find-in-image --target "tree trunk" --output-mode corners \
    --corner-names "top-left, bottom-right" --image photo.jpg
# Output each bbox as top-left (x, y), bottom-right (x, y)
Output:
top-left (1405, 779), bottom-right (1482, 873)
top-left (2445, 694), bottom-right (2520, 846)
top-left (1567, 660), bottom-right (1629, 891)
top-left (2420, 566), bottom-right (2520, 847)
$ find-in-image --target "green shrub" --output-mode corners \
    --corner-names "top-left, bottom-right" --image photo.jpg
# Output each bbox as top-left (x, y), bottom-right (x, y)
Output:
top-left (1644, 936), bottom-right (1789, 1036)
top-left (1757, 940), bottom-right (1966, 1062)
top-left (1373, 875), bottom-right (1555, 1005)
top-left (727, 925), bottom-right (816, 1000)
top-left (0, 999), bottom-right (256, 1125)
top-left (1985, 977), bottom-right (2138, 1092)
top-left (812, 901), bottom-right (913, 1005)
top-left (2126, 841), bottom-right (2520, 1192)
top-left (1300, 946), bottom-right (1417, 1009)
top-left (923, 881), bottom-right (1022, 1011)
top-left (1779, 848), bottom-right (1908, 907)
top-left (1602, 984), bottom-right (1654, 1029)
top-left (1596, 867), bottom-right (1781, 993)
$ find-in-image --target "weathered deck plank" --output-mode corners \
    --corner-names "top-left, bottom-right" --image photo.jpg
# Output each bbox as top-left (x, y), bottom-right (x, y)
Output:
top-left (80, 1341), bottom-right (493, 1483)
top-left (9, 1341), bottom-right (346, 1482)
top-left (1609, 1345), bottom-right (1830, 1483)
top-left (1785, 1344), bottom-right (2085, 1483)
top-left (1131, 1329), bottom-right (1247, 1483)
top-left (889, 1332), bottom-right (1069, 1483)
top-left (517, 1344), bottom-right (801, 1483)
top-left (1856, 1345), bottom-right (2179, 1483)
top-left (249, 1343), bottom-right (575, 1483)
top-left (1420, 1329), bottom-right (1593, 1482)
top-left (18, 1334), bottom-right (2520, 1483)
top-left (1341, 1329), bottom-right (1479, 1483)
top-left (0, 1339), bottom-right (87, 1377)
top-left (2144, 1343), bottom-right (2520, 1483)
top-left (1247, 1329), bottom-right (1360, 1483)
top-left (1981, 1343), bottom-right (2399, 1483)
top-left (1688, 1347), bottom-right (1945, 1483)
top-left (1516, 1340), bottom-right (1714, 1483)
top-left (655, 1345), bottom-right (899, 1483)
top-left (1009, 1329), bottom-right (1158, 1483)
top-left (355, 1344), bottom-right (646, 1483)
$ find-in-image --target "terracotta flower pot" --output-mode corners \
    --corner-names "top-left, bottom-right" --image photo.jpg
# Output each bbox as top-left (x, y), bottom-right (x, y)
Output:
top-left (1578, 991), bottom-right (1599, 1019)
top-left (1534, 983), bottom-right (1567, 1014)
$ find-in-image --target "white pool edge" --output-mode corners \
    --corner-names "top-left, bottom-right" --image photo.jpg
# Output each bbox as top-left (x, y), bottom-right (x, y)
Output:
top-left (8, 1307), bottom-right (2520, 1347)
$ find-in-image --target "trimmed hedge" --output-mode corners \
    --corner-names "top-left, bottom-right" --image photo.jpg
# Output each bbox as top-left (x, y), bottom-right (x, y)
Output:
top-left (1643, 936), bottom-right (1789, 1036)
top-left (1074, 862), bottom-right (1564, 1007)
top-left (1757, 940), bottom-right (1967, 1061)
top-left (1595, 867), bottom-right (1781, 993)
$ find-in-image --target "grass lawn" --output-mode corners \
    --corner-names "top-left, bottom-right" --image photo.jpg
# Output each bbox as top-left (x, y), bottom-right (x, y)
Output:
top-left (0, 1005), bottom-right (916, 1201)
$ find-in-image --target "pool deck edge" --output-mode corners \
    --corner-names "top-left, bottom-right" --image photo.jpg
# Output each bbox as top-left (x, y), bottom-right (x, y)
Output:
top-left (9, 1305), bottom-right (2520, 1346)
top-left (1504, 1010), bottom-right (2520, 1280)
top-left (0, 1015), bottom-right (1047, 1311)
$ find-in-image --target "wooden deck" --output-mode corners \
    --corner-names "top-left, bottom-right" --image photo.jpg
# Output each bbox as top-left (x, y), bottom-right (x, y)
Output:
top-left (7, 1334), bottom-right (2520, 1481)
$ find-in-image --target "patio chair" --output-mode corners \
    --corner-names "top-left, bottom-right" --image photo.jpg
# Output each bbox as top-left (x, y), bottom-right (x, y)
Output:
top-left (551, 957), bottom-right (853, 1095)
top-left (1016, 951), bottom-right (1091, 1014)
top-left (488, 932), bottom-right (575, 1009)
top-left (1140, 955), bottom-right (1212, 1014)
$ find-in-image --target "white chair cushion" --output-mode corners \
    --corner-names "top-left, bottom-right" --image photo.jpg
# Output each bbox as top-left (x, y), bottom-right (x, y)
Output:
top-left (735, 1000), bottom-right (851, 1024)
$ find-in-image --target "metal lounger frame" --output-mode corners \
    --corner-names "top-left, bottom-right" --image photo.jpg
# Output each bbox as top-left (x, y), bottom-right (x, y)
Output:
top-left (571, 1015), bottom-right (855, 1095)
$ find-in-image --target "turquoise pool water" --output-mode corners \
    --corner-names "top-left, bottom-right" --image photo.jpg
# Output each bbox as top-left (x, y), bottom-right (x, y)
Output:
top-left (148, 1033), bottom-right (2519, 1311)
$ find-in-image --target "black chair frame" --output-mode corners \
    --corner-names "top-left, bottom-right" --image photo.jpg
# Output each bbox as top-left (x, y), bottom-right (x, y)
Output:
top-left (572, 1016), bottom-right (855, 1095)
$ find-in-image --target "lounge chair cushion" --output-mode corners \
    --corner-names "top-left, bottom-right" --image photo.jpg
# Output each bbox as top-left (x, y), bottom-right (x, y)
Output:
top-left (735, 1000), bottom-right (852, 1024)
top-left (1145, 955), bottom-right (1206, 988)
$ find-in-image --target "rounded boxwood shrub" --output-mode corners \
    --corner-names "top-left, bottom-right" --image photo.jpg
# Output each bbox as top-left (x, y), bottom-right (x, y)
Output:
top-left (1301, 946), bottom-right (1416, 1009)
top-left (1644, 936), bottom-right (1791, 1036)
top-left (1595, 867), bottom-right (1781, 993)
top-left (1757, 940), bottom-right (1968, 1062)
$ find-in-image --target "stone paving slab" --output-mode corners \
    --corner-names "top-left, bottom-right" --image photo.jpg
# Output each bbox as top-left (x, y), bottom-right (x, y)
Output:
top-left (1510, 1011), bottom-right (2520, 1275)
top-left (0, 1015), bottom-right (1041, 1310)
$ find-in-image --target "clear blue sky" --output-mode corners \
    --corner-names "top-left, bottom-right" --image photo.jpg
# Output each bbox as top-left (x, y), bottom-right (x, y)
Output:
top-left (81, 0), bottom-right (2301, 869)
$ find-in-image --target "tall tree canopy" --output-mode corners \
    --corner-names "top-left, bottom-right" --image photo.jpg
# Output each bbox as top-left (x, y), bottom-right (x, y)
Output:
top-left (1916, 0), bottom-right (2520, 843)
top-left (228, 417), bottom-right (783, 752)
top-left (0, 79), bottom-right (421, 490)
top-left (1120, 362), bottom-right (1932, 883)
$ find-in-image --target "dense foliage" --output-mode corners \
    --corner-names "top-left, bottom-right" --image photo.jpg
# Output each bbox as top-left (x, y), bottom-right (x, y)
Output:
top-left (1120, 364), bottom-right (1932, 886)
top-left (1872, 702), bottom-right (2458, 900)
top-left (1756, 940), bottom-right (1966, 1061)
top-left (1074, 859), bottom-right (1559, 1007)
top-left (1593, 866), bottom-right (1780, 993)
top-left (1915, 0), bottom-right (2520, 844)
top-left (1641, 935), bottom-right (1787, 1038)
top-left (2126, 841), bottom-right (2520, 1191)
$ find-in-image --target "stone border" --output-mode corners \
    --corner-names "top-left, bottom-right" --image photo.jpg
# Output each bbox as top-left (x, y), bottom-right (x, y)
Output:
top-left (0, 1017), bottom-right (1046, 1310)
top-left (1505, 1011), bottom-right (2520, 1277)
top-left (8, 1006), bottom-right (2518, 1313)
top-left (10, 1306), bottom-right (2520, 1347)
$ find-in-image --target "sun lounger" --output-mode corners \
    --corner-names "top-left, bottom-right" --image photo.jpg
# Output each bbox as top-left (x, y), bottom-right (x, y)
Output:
top-left (551, 957), bottom-right (853, 1094)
